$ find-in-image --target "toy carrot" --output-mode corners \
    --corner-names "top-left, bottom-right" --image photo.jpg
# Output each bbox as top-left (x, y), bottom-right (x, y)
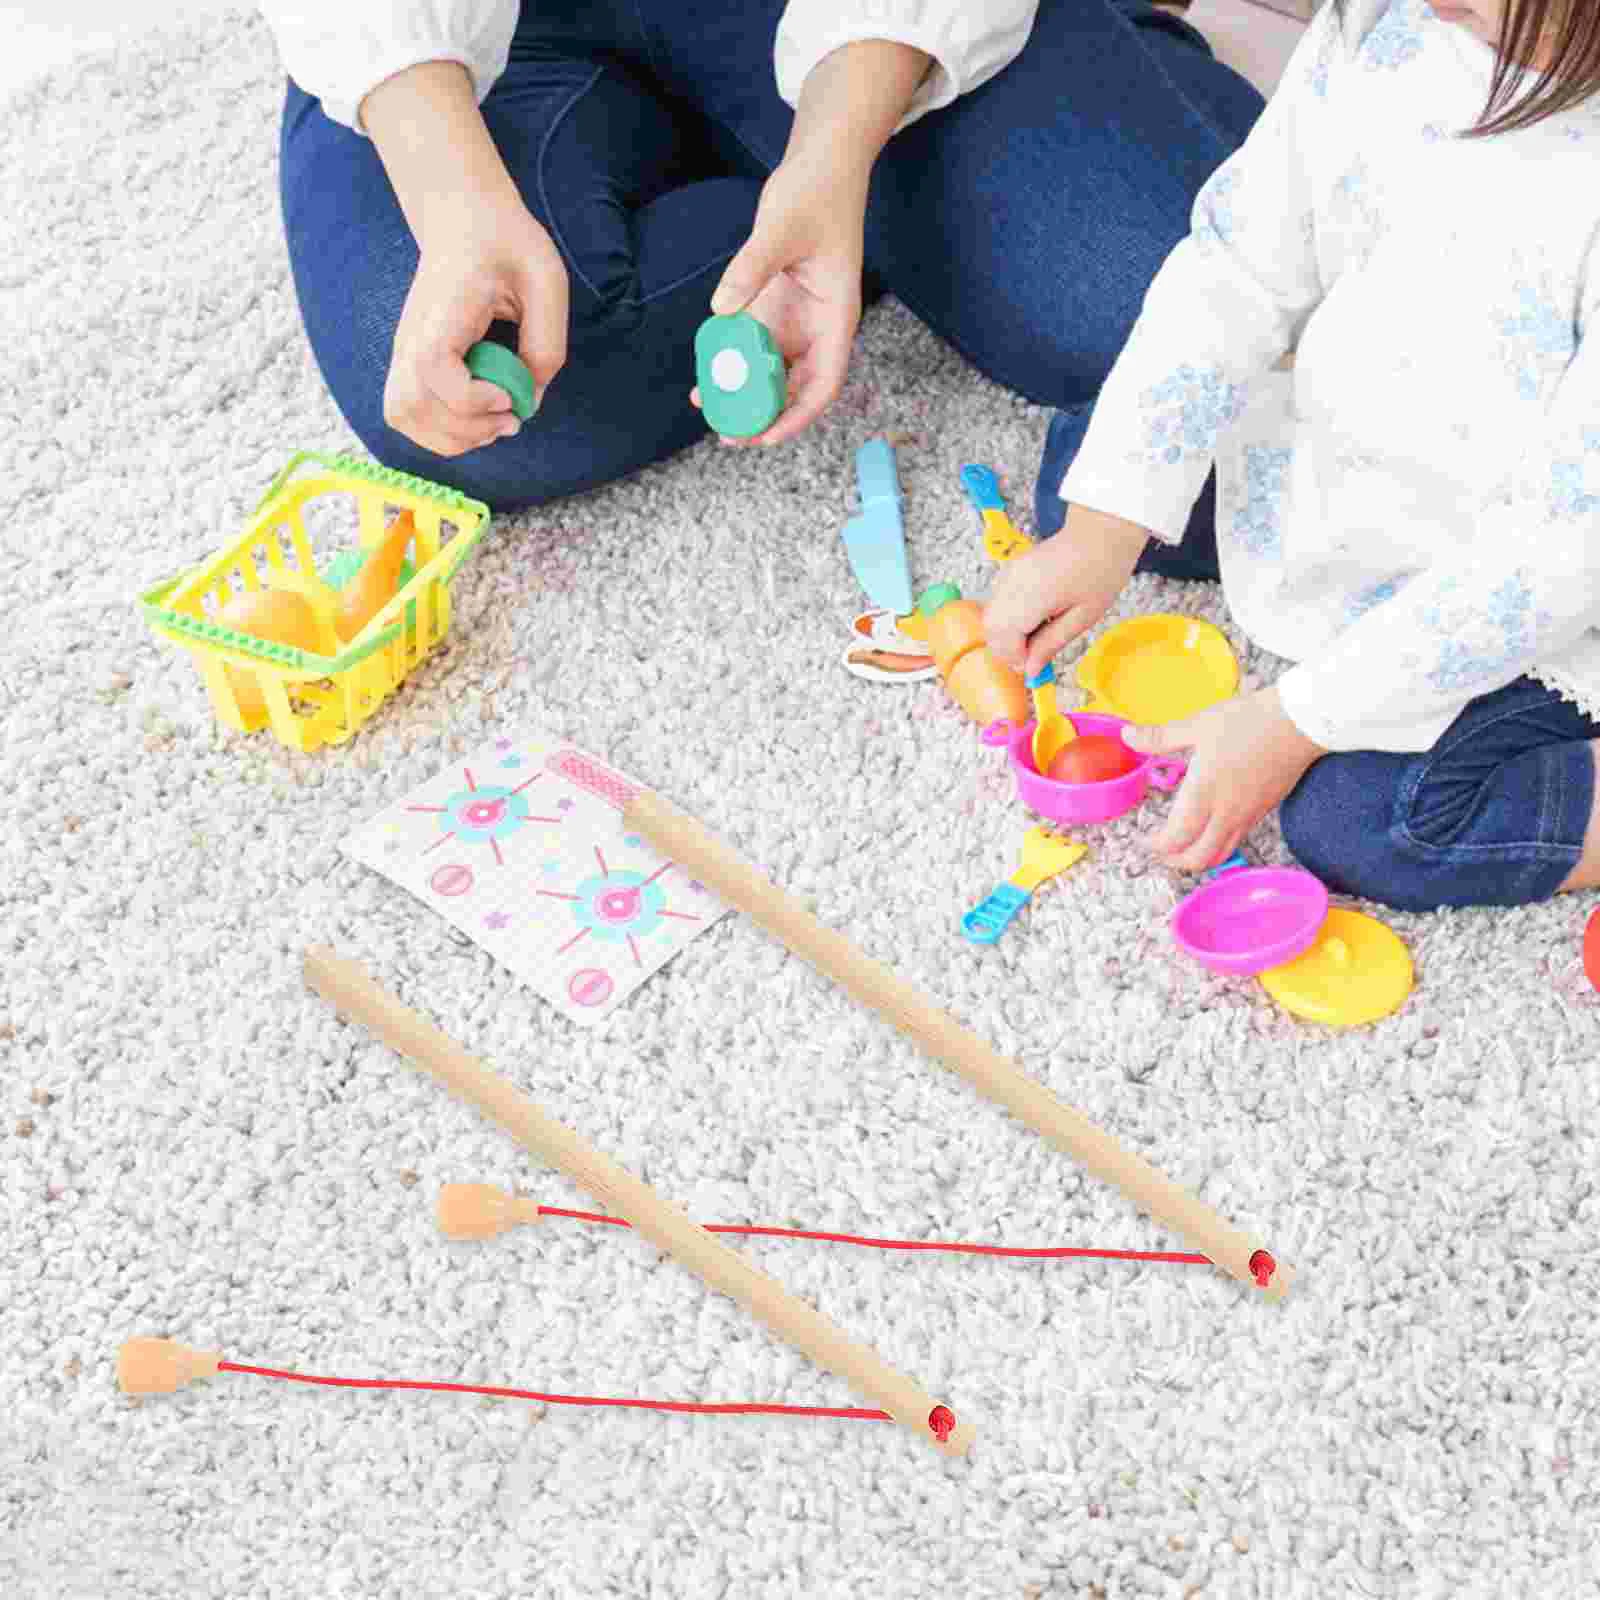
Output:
top-left (918, 583), bottom-right (1028, 727)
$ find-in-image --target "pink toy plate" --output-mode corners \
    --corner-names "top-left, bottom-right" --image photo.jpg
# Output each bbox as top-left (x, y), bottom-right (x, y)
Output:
top-left (982, 711), bottom-right (1187, 825)
top-left (1170, 865), bottom-right (1329, 976)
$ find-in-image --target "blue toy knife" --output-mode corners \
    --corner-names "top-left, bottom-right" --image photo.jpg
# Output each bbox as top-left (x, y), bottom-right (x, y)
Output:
top-left (840, 437), bottom-right (914, 614)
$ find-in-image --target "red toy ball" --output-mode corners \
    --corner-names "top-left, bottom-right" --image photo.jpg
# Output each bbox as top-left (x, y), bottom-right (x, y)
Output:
top-left (1045, 733), bottom-right (1140, 786)
top-left (1584, 907), bottom-right (1600, 993)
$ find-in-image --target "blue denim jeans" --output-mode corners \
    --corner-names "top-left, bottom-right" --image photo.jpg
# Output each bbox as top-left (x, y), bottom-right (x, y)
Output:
top-left (277, 0), bottom-right (1264, 513)
top-left (1039, 407), bottom-right (1599, 909)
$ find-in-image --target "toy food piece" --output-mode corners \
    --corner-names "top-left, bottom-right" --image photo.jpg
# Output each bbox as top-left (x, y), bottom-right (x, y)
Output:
top-left (1584, 907), bottom-right (1600, 992)
top-left (695, 312), bottom-right (786, 438)
top-left (214, 586), bottom-right (323, 722)
top-left (1078, 614), bottom-right (1238, 724)
top-left (465, 341), bottom-right (538, 420)
top-left (1045, 733), bottom-right (1138, 786)
top-left (334, 510), bottom-right (416, 643)
top-left (917, 583), bottom-right (1028, 727)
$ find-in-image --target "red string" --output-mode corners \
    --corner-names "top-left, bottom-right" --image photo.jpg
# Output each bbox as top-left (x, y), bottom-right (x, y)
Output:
top-left (534, 1206), bottom-right (1213, 1265)
top-left (216, 1362), bottom-right (894, 1424)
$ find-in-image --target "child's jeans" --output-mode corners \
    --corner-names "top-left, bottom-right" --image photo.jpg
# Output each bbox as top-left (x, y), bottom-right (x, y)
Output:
top-left (277, 0), bottom-right (1263, 512)
top-left (1038, 414), bottom-right (1599, 912)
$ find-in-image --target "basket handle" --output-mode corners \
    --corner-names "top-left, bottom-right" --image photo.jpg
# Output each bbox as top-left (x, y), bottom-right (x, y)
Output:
top-left (252, 451), bottom-right (322, 514)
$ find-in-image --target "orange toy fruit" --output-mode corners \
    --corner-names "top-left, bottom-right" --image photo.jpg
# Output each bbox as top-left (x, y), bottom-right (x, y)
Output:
top-left (215, 587), bottom-right (322, 722)
top-left (1584, 907), bottom-right (1600, 992)
top-left (1045, 733), bottom-right (1139, 785)
top-left (335, 510), bottom-right (416, 643)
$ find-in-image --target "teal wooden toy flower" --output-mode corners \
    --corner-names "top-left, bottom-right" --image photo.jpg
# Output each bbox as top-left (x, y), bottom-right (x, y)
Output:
top-left (694, 312), bottom-right (786, 438)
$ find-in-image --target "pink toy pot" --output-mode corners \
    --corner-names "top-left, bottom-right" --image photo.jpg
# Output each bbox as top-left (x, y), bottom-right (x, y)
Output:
top-left (982, 711), bottom-right (1187, 825)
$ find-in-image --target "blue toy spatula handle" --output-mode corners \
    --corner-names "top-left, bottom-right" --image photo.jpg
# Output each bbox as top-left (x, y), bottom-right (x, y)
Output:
top-left (960, 883), bottom-right (1032, 945)
top-left (959, 464), bottom-right (1004, 512)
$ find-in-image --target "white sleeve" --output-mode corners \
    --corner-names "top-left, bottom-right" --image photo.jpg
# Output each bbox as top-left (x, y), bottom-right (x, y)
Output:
top-left (1058, 0), bottom-right (1344, 542)
top-left (258, 1), bottom-right (519, 135)
top-left (774, 0), bottom-right (1038, 131)
top-left (1274, 304), bottom-right (1600, 753)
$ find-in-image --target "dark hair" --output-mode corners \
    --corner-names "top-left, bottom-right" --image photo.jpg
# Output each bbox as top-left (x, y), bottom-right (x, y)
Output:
top-left (1331, 0), bottom-right (1600, 135)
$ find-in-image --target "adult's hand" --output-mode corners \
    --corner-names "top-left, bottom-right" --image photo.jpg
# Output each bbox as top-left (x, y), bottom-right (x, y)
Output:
top-left (700, 155), bottom-right (867, 448)
top-left (695, 38), bottom-right (934, 447)
top-left (385, 204), bottom-right (568, 457)
top-left (362, 61), bottom-right (569, 457)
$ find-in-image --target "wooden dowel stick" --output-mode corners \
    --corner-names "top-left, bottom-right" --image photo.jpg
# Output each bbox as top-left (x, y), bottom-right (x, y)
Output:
top-left (623, 790), bottom-right (1293, 1302)
top-left (302, 948), bottom-right (973, 1456)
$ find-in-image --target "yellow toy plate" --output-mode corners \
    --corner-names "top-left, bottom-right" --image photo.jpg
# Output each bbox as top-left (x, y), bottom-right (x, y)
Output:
top-left (1259, 907), bottom-right (1414, 1026)
top-left (1076, 614), bottom-right (1239, 725)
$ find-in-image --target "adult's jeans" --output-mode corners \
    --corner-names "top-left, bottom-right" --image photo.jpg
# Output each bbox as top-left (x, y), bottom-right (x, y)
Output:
top-left (278, 0), bottom-right (1265, 512)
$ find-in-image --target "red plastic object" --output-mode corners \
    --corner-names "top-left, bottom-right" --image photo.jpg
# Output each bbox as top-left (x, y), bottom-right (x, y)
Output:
top-left (1584, 907), bottom-right (1600, 992)
top-left (1046, 733), bottom-right (1140, 786)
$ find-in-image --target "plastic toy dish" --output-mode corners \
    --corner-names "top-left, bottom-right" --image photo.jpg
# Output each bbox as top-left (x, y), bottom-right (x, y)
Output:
top-left (1171, 862), bottom-right (1415, 1025)
top-left (1258, 908), bottom-right (1415, 1026)
top-left (1169, 865), bottom-right (1329, 977)
top-left (1077, 614), bottom-right (1239, 725)
top-left (983, 711), bottom-right (1186, 825)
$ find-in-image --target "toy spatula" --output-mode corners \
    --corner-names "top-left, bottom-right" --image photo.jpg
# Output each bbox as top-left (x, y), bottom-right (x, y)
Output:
top-left (840, 437), bottom-right (914, 613)
top-left (961, 826), bottom-right (1087, 944)
top-left (960, 464), bottom-right (1033, 563)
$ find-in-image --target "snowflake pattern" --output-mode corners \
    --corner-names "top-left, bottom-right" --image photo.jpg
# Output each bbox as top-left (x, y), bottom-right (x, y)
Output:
top-left (1360, 0), bottom-right (1425, 71)
top-left (1135, 364), bottom-right (1248, 466)
top-left (1193, 168), bottom-right (1241, 256)
top-left (1493, 281), bottom-right (1577, 401)
top-left (1415, 571), bottom-right (1552, 692)
top-left (1327, 157), bottom-right (1386, 270)
top-left (1229, 446), bottom-right (1293, 558)
top-left (1546, 428), bottom-right (1600, 519)
top-left (1343, 577), bottom-right (1405, 624)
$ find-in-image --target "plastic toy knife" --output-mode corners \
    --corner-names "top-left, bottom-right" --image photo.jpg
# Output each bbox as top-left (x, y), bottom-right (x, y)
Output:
top-left (840, 437), bottom-right (914, 614)
top-left (960, 464), bottom-right (1033, 563)
top-left (961, 826), bottom-right (1087, 945)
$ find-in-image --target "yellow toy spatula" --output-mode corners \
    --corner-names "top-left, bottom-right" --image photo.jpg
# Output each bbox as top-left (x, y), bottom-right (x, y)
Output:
top-left (961, 826), bottom-right (1087, 944)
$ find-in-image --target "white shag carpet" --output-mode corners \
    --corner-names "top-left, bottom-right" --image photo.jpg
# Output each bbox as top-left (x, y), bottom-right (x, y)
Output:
top-left (3, 11), bottom-right (1598, 1598)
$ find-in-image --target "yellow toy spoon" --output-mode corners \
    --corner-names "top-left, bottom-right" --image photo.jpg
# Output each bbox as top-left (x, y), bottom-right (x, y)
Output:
top-left (1026, 663), bottom-right (1075, 774)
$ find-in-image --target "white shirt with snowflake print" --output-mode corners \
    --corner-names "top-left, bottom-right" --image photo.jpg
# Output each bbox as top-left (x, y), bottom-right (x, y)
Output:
top-left (1059, 0), bottom-right (1600, 752)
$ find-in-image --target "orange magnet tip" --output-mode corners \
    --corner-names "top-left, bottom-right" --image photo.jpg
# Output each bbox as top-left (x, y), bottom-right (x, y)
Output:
top-left (117, 1338), bottom-right (223, 1395)
top-left (436, 1182), bottom-right (543, 1240)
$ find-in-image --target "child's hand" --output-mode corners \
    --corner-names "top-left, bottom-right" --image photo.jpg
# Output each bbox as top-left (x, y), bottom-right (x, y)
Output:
top-left (1121, 687), bottom-right (1326, 872)
top-left (384, 199), bottom-right (569, 458)
top-left (697, 156), bottom-right (867, 447)
top-left (983, 507), bottom-right (1149, 679)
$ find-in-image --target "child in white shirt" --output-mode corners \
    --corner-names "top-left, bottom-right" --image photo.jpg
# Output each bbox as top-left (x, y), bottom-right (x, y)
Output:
top-left (985, 0), bottom-right (1600, 911)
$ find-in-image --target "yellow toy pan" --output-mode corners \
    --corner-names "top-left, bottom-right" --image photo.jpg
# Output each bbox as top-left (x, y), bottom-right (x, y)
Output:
top-left (1076, 614), bottom-right (1239, 725)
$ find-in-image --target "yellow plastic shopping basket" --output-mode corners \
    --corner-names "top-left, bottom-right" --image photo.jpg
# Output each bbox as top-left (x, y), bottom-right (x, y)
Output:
top-left (140, 450), bottom-right (491, 752)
